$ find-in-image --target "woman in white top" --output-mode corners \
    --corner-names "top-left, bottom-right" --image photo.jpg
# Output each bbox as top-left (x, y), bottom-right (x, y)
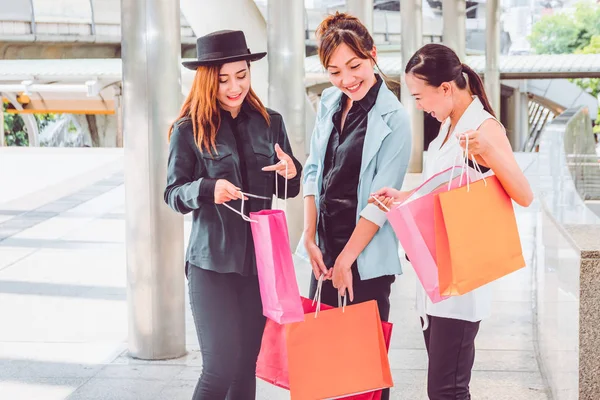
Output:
top-left (371, 44), bottom-right (533, 399)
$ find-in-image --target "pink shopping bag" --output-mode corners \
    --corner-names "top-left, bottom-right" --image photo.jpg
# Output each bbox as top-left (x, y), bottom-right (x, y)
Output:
top-left (385, 167), bottom-right (467, 303)
top-left (250, 209), bottom-right (304, 324)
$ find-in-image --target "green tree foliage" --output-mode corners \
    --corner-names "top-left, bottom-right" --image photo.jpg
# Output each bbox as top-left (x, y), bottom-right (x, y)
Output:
top-left (3, 103), bottom-right (29, 146)
top-left (529, 2), bottom-right (600, 54)
top-left (3, 103), bottom-right (59, 146)
top-left (529, 2), bottom-right (600, 133)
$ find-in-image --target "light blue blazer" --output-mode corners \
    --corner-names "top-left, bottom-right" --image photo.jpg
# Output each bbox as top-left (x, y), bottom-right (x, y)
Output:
top-left (296, 82), bottom-right (412, 280)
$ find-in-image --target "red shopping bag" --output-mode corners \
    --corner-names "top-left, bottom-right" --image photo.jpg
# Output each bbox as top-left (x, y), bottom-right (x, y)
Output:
top-left (257, 297), bottom-right (393, 400)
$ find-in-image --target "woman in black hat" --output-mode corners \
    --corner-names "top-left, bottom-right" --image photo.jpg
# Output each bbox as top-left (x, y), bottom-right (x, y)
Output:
top-left (164, 30), bottom-right (303, 400)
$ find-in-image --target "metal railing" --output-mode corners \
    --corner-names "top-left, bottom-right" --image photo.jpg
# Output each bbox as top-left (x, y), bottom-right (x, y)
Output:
top-left (523, 101), bottom-right (556, 152)
top-left (564, 108), bottom-right (600, 201)
top-left (541, 106), bottom-right (600, 203)
top-left (567, 154), bottom-right (600, 200)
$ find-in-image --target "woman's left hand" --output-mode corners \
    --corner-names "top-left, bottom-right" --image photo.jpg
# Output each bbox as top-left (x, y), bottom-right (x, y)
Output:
top-left (332, 254), bottom-right (354, 302)
top-left (457, 129), bottom-right (491, 156)
top-left (262, 144), bottom-right (297, 179)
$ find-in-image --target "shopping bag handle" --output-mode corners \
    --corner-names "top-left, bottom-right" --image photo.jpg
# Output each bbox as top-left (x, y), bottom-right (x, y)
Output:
top-left (337, 291), bottom-right (347, 313)
top-left (449, 133), bottom-right (488, 192)
top-left (222, 159), bottom-right (288, 221)
top-left (221, 191), bottom-right (265, 223)
top-left (312, 273), bottom-right (325, 317)
top-left (312, 274), bottom-right (347, 317)
top-left (273, 159), bottom-right (289, 214)
top-left (370, 195), bottom-right (390, 212)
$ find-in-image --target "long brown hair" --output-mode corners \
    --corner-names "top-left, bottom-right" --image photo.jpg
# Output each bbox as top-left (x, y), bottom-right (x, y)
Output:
top-left (168, 63), bottom-right (270, 153)
top-left (404, 43), bottom-right (496, 117)
top-left (316, 12), bottom-right (394, 85)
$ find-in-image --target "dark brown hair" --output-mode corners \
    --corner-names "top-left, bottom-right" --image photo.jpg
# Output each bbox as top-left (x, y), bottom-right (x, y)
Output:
top-left (316, 12), bottom-right (375, 67)
top-left (316, 12), bottom-right (395, 85)
top-left (404, 43), bottom-right (496, 117)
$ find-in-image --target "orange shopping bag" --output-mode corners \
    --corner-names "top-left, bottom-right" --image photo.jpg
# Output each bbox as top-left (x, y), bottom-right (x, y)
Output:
top-left (285, 299), bottom-right (392, 400)
top-left (434, 174), bottom-right (526, 296)
top-left (257, 296), bottom-right (393, 400)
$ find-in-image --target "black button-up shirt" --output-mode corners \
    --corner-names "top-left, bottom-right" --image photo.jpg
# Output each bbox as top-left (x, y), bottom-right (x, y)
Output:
top-left (221, 108), bottom-right (255, 275)
top-left (164, 103), bottom-right (303, 276)
top-left (318, 75), bottom-right (383, 267)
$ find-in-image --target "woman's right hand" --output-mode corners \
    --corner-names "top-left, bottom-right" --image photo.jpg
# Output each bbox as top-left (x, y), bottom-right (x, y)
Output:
top-left (304, 239), bottom-right (330, 280)
top-left (369, 188), bottom-right (412, 211)
top-left (214, 179), bottom-right (245, 204)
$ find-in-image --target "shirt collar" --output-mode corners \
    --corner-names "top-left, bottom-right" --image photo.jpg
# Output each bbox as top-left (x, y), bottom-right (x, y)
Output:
top-left (220, 101), bottom-right (250, 122)
top-left (337, 74), bottom-right (383, 113)
top-left (358, 74), bottom-right (383, 112)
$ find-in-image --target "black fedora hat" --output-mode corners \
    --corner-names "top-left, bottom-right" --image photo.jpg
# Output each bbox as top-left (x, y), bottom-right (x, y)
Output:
top-left (182, 30), bottom-right (267, 70)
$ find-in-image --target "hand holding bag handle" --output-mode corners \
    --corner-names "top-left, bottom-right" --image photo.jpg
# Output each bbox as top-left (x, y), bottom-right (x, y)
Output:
top-left (312, 274), bottom-right (347, 318)
top-left (368, 142), bottom-right (485, 210)
top-left (222, 160), bottom-right (288, 222)
top-left (449, 133), bottom-right (487, 192)
top-left (222, 193), bottom-right (260, 223)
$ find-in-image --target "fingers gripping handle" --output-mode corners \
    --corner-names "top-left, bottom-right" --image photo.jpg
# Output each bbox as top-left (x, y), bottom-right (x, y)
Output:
top-left (370, 195), bottom-right (391, 212)
top-left (222, 192), bottom-right (258, 223)
top-left (223, 159), bottom-right (289, 220)
top-left (311, 274), bottom-right (347, 318)
top-left (448, 133), bottom-right (487, 192)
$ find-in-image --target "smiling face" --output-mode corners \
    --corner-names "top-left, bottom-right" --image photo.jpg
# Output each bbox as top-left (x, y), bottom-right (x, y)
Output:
top-left (217, 60), bottom-right (250, 114)
top-left (325, 43), bottom-right (377, 102)
top-left (405, 72), bottom-right (455, 122)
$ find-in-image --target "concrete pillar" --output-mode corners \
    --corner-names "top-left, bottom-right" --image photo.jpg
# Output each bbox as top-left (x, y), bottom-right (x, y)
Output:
top-left (268, 0), bottom-right (306, 248)
top-left (401, 0), bottom-right (424, 173)
top-left (506, 83), bottom-right (531, 151)
top-left (121, 0), bottom-right (185, 360)
top-left (346, 0), bottom-right (373, 33)
top-left (114, 86), bottom-right (123, 148)
top-left (485, 0), bottom-right (501, 115)
top-left (506, 88), bottom-right (518, 151)
top-left (519, 92), bottom-right (529, 149)
top-left (0, 105), bottom-right (4, 147)
top-left (442, 0), bottom-right (466, 61)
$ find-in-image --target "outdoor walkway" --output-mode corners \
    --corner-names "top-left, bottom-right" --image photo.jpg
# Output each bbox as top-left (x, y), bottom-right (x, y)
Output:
top-left (0, 148), bottom-right (548, 399)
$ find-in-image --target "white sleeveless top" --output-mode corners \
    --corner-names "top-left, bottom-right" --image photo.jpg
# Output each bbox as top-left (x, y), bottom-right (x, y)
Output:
top-left (416, 96), bottom-right (497, 326)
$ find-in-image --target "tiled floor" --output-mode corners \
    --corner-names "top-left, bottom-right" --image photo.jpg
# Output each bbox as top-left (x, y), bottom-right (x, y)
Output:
top-left (0, 149), bottom-right (548, 399)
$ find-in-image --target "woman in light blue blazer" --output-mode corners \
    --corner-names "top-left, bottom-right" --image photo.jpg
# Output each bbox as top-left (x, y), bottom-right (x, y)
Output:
top-left (297, 12), bottom-right (411, 340)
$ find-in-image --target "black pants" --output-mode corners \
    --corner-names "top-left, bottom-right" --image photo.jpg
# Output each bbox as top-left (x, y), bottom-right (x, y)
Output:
top-left (308, 268), bottom-right (395, 400)
top-left (187, 266), bottom-right (266, 400)
top-left (422, 315), bottom-right (481, 400)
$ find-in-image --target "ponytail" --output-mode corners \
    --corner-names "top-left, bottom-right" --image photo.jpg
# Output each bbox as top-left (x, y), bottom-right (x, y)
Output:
top-left (461, 63), bottom-right (496, 118)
